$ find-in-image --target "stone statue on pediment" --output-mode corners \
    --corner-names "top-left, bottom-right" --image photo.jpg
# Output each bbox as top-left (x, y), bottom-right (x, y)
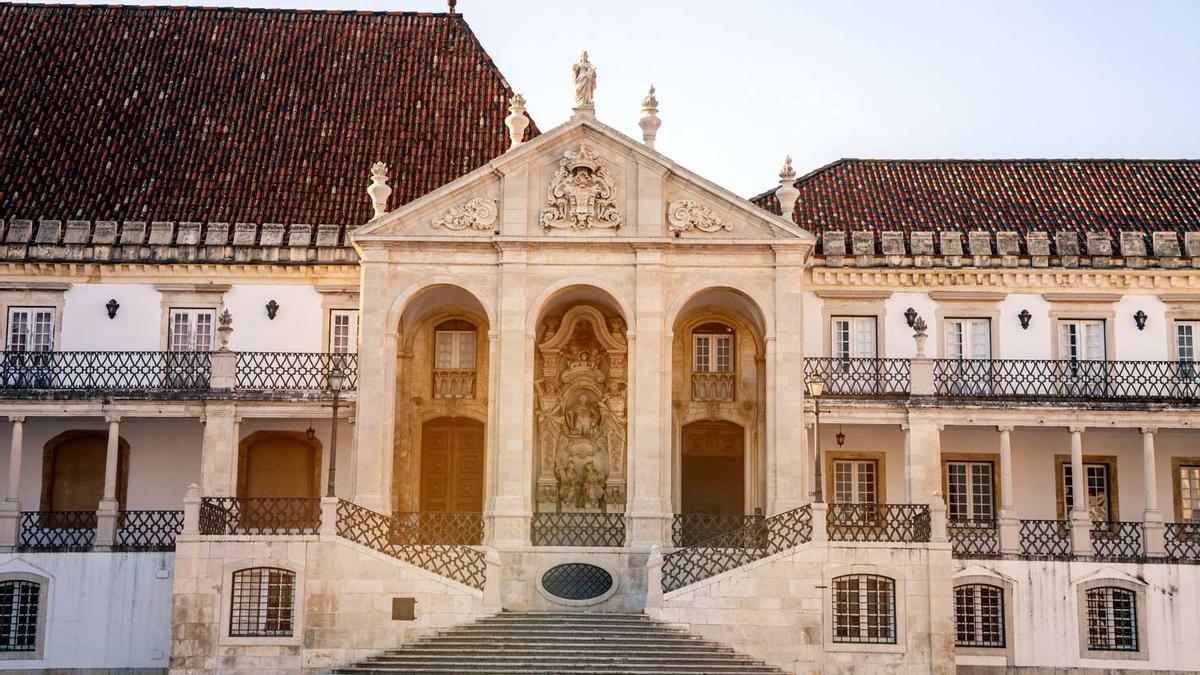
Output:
top-left (572, 51), bottom-right (596, 109)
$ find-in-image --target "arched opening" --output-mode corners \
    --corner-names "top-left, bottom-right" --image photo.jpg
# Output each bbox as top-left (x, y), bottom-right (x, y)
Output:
top-left (419, 417), bottom-right (484, 512)
top-left (680, 420), bottom-right (745, 514)
top-left (41, 430), bottom-right (128, 513)
top-left (237, 431), bottom-right (321, 499)
top-left (393, 284), bottom-right (490, 514)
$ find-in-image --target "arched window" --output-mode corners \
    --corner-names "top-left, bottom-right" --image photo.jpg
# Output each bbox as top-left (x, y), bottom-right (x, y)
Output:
top-left (433, 319), bottom-right (477, 398)
top-left (0, 578), bottom-right (42, 654)
top-left (954, 583), bottom-right (1005, 648)
top-left (832, 574), bottom-right (895, 644)
top-left (229, 568), bottom-right (296, 638)
top-left (691, 322), bottom-right (734, 401)
top-left (1085, 586), bottom-right (1138, 652)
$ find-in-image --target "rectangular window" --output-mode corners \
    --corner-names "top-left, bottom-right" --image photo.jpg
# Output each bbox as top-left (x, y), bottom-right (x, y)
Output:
top-left (0, 580), bottom-right (40, 652)
top-left (1179, 464), bottom-right (1200, 522)
top-left (230, 568), bottom-right (295, 638)
top-left (168, 309), bottom-right (215, 352)
top-left (1063, 462), bottom-right (1112, 522)
top-left (833, 575), bottom-right (896, 644)
top-left (5, 307), bottom-right (55, 352)
top-left (693, 334), bottom-right (733, 372)
top-left (945, 318), bottom-right (991, 360)
top-left (946, 461), bottom-right (994, 522)
top-left (833, 459), bottom-right (877, 505)
top-left (1059, 319), bottom-right (1105, 361)
top-left (831, 316), bottom-right (876, 359)
top-left (434, 330), bottom-right (476, 370)
top-left (1177, 322), bottom-right (1198, 379)
top-left (1086, 587), bottom-right (1138, 652)
top-left (329, 310), bottom-right (359, 354)
top-left (954, 584), bottom-right (1005, 648)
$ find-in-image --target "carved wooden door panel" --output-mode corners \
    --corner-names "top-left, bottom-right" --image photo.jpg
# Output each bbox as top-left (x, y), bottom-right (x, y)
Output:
top-left (420, 420), bottom-right (484, 513)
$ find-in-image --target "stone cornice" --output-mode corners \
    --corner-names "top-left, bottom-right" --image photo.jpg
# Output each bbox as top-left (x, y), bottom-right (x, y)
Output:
top-left (0, 261), bottom-right (359, 282)
top-left (809, 266), bottom-right (1200, 292)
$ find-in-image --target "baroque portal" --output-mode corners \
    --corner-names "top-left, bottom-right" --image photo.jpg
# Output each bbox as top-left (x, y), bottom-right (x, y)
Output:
top-left (534, 305), bottom-right (627, 513)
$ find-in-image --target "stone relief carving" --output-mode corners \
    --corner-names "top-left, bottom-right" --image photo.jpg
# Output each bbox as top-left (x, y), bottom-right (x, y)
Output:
top-left (540, 145), bottom-right (622, 231)
top-left (667, 199), bottom-right (730, 234)
top-left (432, 197), bottom-right (498, 231)
top-left (534, 305), bottom-right (627, 511)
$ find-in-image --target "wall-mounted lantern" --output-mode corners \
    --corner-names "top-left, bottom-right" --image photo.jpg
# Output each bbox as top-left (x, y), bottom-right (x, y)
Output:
top-left (105, 298), bottom-right (120, 320)
top-left (266, 300), bottom-right (280, 320)
top-left (904, 307), bottom-right (918, 328)
top-left (1018, 309), bottom-right (1032, 330)
top-left (836, 426), bottom-right (846, 447)
top-left (1134, 310), bottom-right (1148, 331)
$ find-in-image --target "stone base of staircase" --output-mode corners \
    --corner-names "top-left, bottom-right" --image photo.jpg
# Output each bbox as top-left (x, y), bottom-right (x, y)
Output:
top-left (329, 611), bottom-right (786, 675)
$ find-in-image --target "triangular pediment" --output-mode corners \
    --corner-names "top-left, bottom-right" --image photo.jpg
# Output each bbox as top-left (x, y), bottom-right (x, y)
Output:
top-left (354, 115), bottom-right (813, 246)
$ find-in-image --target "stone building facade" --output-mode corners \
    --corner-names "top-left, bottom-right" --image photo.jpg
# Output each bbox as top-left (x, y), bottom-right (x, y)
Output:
top-left (1, 3), bottom-right (1200, 674)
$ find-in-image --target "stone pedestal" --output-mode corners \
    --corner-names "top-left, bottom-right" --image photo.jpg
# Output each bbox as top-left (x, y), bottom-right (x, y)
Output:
top-left (1144, 510), bottom-right (1166, 557)
top-left (0, 499), bottom-right (19, 549)
top-left (998, 510), bottom-right (1021, 554)
top-left (96, 501), bottom-right (119, 547)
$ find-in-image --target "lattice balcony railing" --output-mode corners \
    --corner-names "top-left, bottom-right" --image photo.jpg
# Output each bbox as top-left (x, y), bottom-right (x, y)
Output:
top-left (198, 497), bottom-right (321, 535)
top-left (113, 510), bottom-right (185, 551)
top-left (803, 358), bottom-right (910, 397)
top-left (17, 511), bottom-right (97, 551)
top-left (690, 372), bottom-right (735, 401)
top-left (934, 358), bottom-right (1200, 403)
top-left (672, 513), bottom-right (763, 548)
top-left (336, 500), bottom-right (485, 590)
top-left (0, 351), bottom-right (211, 391)
top-left (948, 518), bottom-right (1000, 557)
top-left (1090, 521), bottom-right (1146, 560)
top-left (234, 352), bottom-right (358, 391)
top-left (1164, 522), bottom-right (1200, 560)
top-left (1019, 519), bottom-right (1071, 557)
top-left (827, 503), bottom-right (931, 543)
top-left (432, 369), bottom-right (475, 399)
top-left (390, 511), bottom-right (484, 545)
top-left (662, 505), bottom-right (812, 593)
top-left (530, 512), bottom-right (627, 547)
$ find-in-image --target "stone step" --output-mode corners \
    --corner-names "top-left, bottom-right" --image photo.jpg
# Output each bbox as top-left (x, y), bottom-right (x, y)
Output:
top-left (373, 644), bottom-right (741, 656)
top-left (365, 653), bottom-right (762, 665)
top-left (335, 670), bottom-right (781, 675)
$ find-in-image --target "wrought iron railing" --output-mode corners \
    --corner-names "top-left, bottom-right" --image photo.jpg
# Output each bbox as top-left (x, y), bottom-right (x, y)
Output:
top-left (672, 513), bottom-right (763, 548)
top-left (336, 500), bottom-right (485, 590)
top-left (530, 512), bottom-right (627, 547)
top-left (827, 503), bottom-right (931, 543)
top-left (691, 372), bottom-right (735, 401)
top-left (1164, 522), bottom-right (1200, 560)
top-left (234, 352), bottom-right (359, 391)
top-left (1019, 519), bottom-right (1071, 557)
top-left (432, 369), bottom-right (475, 399)
top-left (390, 511), bottom-right (484, 545)
top-left (1090, 521), bottom-right (1145, 560)
top-left (662, 505), bottom-right (812, 592)
top-left (935, 359), bottom-right (1200, 402)
top-left (17, 511), bottom-right (97, 551)
top-left (803, 358), bottom-right (910, 397)
top-left (113, 510), bottom-right (185, 551)
top-left (948, 518), bottom-right (1000, 557)
top-left (0, 351), bottom-right (211, 391)
top-left (198, 497), bottom-right (321, 535)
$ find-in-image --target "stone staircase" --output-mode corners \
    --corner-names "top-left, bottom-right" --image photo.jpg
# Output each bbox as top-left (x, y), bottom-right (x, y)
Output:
top-left (331, 611), bottom-right (785, 674)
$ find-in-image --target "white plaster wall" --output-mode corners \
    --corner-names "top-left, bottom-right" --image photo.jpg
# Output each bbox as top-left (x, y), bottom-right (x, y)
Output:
top-left (998, 293), bottom-right (1051, 359)
top-left (886, 292), bottom-right (937, 358)
top-left (239, 418), bottom-right (356, 497)
top-left (1115, 294), bottom-right (1168, 361)
top-left (60, 283), bottom-right (162, 351)
top-left (224, 284), bottom-right (325, 352)
top-left (802, 291), bottom-right (823, 357)
top-left (954, 558), bottom-right (1200, 671)
top-left (0, 552), bottom-right (174, 670)
top-left (815, 424), bottom-right (907, 503)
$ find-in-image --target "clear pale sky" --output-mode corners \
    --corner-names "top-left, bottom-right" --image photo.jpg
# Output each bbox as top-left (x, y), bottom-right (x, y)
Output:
top-left (41, 0), bottom-right (1200, 197)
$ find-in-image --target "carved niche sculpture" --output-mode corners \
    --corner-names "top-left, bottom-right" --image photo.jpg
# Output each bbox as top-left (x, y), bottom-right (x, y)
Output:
top-left (534, 305), bottom-right (627, 512)
top-left (667, 199), bottom-right (730, 234)
top-left (432, 197), bottom-right (498, 231)
top-left (540, 145), bottom-right (622, 231)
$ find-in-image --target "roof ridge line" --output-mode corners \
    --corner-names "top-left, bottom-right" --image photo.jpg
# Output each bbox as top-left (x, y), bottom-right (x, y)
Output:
top-left (0, 2), bottom-right (455, 18)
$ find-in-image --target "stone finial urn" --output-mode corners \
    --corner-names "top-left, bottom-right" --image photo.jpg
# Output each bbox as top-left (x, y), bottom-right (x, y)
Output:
top-left (505, 94), bottom-right (530, 150)
top-left (367, 161), bottom-right (392, 220)
top-left (775, 155), bottom-right (800, 218)
top-left (638, 85), bottom-right (661, 149)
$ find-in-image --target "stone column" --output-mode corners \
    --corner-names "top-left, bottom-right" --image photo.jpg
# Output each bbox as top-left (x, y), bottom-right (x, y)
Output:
top-left (487, 243), bottom-right (530, 546)
top-left (1141, 427), bottom-right (1165, 556)
top-left (769, 245), bottom-right (809, 514)
top-left (350, 257), bottom-right (393, 513)
top-left (0, 416), bottom-right (25, 548)
top-left (1068, 426), bottom-right (1092, 555)
top-left (96, 415), bottom-right (122, 547)
top-left (200, 403), bottom-right (239, 497)
top-left (905, 414), bottom-right (943, 504)
top-left (628, 245), bottom-right (670, 546)
top-left (997, 425), bottom-right (1020, 554)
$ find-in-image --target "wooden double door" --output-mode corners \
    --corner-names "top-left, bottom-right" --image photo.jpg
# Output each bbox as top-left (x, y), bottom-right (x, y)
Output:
top-left (419, 418), bottom-right (484, 512)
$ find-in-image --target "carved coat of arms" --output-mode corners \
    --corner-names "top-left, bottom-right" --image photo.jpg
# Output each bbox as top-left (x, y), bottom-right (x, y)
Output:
top-left (540, 145), bottom-right (622, 231)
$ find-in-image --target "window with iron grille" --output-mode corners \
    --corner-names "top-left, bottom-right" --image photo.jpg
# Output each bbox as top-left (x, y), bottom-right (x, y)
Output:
top-left (0, 580), bottom-right (39, 652)
top-left (832, 574), bottom-right (895, 644)
top-left (954, 583), bottom-right (1004, 648)
top-left (229, 568), bottom-right (295, 638)
top-left (1086, 586), bottom-right (1138, 652)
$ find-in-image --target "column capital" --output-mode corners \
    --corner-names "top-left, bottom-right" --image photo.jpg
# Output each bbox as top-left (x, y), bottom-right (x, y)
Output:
top-left (1067, 425), bottom-right (1086, 434)
top-left (996, 424), bottom-right (1014, 433)
top-left (104, 414), bottom-right (123, 424)
top-left (7, 416), bottom-right (25, 424)
top-left (1140, 426), bottom-right (1158, 435)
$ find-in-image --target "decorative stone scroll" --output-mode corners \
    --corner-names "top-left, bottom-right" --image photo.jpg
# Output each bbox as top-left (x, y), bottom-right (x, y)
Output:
top-left (432, 197), bottom-right (498, 232)
top-left (540, 145), bottom-right (622, 231)
top-left (667, 200), bottom-right (729, 234)
top-left (534, 306), bottom-right (627, 512)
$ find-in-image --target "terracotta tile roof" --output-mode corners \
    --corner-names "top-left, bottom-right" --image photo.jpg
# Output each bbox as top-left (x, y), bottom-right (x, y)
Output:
top-left (0, 3), bottom-right (536, 226)
top-left (753, 159), bottom-right (1200, 252)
